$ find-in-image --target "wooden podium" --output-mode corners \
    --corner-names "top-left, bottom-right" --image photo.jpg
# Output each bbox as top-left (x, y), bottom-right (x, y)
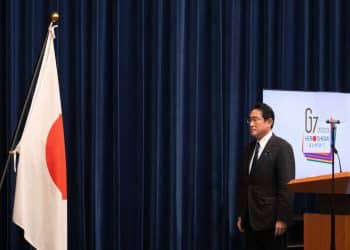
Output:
top-left (288, 172), bottom-right (350, 250)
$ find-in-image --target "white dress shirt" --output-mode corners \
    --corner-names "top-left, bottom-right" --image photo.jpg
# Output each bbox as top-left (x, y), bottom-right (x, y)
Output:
top-left (249, 130), bottom-right (273, 174)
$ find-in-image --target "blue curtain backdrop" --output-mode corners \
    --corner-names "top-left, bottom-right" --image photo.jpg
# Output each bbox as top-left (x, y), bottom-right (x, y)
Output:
top-left (0, 0), bottom-right (350, 249)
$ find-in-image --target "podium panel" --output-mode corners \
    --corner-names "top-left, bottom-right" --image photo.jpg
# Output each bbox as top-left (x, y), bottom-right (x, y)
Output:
top-left (304, 213), bottom-right (350, 250)
top-left (288, 172), bottom-right (350, 250)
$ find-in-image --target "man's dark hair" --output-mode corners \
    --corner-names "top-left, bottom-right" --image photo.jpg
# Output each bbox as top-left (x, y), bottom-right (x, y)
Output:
top-left (251, 103), bottom-right (275, 128)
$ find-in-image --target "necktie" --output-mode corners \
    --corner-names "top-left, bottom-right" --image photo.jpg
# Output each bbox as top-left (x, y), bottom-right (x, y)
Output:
top-left (250, 142), bottom-right (260, 174)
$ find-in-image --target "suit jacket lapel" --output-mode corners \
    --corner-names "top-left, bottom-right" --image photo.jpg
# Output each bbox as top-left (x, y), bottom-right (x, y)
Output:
top-left (250, 134), bottom-right (275, 175)
top-left (259, 134), bottom-right (274, 159)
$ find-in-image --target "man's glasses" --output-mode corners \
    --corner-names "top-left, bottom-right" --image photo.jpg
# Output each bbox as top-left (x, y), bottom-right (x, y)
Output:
top-left (246, 117), bottom-right (264, 124)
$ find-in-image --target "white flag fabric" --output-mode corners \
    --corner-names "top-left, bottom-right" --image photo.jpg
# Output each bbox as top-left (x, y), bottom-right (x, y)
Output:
top-left (13, 24), bottom-right (67, 250)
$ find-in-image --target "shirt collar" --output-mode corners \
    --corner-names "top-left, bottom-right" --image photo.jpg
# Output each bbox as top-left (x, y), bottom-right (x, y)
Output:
top-left (257, 130), bottom-right (273, 149)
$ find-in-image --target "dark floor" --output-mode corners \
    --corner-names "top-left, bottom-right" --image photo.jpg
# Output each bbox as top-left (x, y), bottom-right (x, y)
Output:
top-left (287, 215), bottom-right (304, 250)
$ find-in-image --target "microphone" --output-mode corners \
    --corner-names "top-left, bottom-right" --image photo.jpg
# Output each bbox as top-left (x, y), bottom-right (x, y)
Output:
top-left (330, 125), bottom-right (342, 173)
top-left (326, 119), bottom-right (340, 124)
top-left (334, 148), bottom-right (343, 173)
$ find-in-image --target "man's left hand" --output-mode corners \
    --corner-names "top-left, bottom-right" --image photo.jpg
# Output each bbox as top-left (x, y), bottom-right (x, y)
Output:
top-left (274, 220), bottom-right (287, 237)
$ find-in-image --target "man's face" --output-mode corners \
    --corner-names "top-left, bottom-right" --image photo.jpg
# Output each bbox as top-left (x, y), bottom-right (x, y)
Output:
top-left (248, 109), bottom-right (273, 140)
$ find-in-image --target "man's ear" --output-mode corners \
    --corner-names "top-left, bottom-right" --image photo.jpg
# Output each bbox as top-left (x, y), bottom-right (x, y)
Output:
top-left (266, 118), bottom-right (273, 128)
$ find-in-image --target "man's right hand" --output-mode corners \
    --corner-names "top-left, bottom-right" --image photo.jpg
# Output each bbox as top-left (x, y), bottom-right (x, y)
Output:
top-left (237, 216), bottom-right (245, 232)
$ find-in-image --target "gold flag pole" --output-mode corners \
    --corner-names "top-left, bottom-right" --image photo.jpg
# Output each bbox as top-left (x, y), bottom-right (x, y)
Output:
top-left (50, 12), bottom-right (60, 24)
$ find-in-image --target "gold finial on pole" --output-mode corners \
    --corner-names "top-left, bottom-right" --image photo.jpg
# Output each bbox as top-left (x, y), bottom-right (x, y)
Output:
top-left (50, 12), bottom-right (60, 24)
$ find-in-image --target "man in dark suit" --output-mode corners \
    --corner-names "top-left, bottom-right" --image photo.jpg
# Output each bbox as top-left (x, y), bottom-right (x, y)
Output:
top-left (236, 103), bottom-right (295, 250)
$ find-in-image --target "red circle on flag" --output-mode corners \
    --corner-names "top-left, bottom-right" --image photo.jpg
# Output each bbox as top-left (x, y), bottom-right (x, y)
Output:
top-left (312, 135), bottom-right (317, 142)
top-left (46, 115), bottom-right (67, 200)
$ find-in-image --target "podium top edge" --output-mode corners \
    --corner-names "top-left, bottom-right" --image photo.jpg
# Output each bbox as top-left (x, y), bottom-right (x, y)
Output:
top-left (289, 171), bottom-right (350, 185)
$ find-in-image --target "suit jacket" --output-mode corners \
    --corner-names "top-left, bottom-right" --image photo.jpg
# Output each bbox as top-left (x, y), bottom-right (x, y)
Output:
top-left (237, 134), bottom-right (295, 231)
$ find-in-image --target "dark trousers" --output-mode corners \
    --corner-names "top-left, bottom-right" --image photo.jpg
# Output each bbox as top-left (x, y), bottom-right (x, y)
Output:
top-left (246, 228), bottom-right (287, 250)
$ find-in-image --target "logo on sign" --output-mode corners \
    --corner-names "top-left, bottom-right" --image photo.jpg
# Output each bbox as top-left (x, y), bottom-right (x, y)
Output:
top-left (302, 108), bottom-right (332, 164)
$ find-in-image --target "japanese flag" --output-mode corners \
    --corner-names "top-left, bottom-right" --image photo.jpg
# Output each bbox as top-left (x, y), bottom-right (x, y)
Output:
top-left (13, 24), bottom-right (67, 250)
